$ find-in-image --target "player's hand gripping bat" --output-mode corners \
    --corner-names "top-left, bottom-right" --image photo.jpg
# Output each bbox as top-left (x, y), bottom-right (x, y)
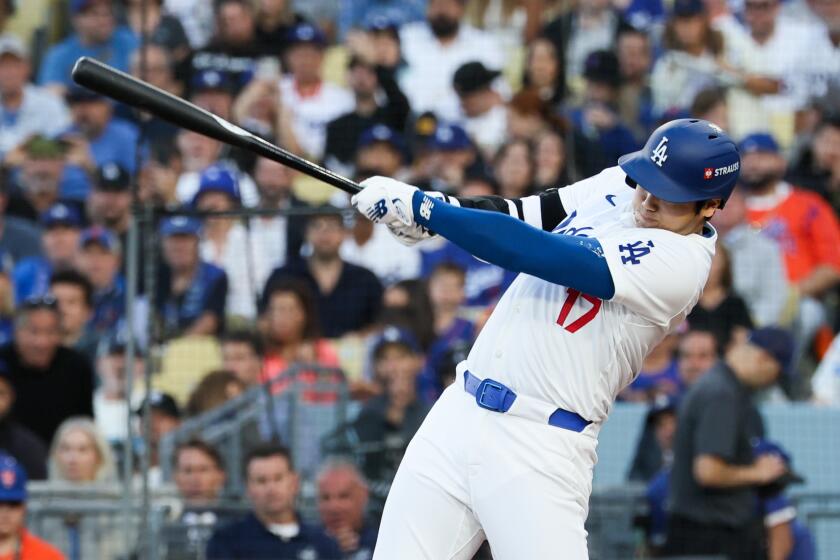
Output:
top-left (71, 56), bottom-right (361, 195)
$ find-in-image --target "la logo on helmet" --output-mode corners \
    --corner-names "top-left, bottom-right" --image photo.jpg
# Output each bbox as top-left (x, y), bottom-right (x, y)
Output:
top-left (651, 136), bottom-right (669, 167)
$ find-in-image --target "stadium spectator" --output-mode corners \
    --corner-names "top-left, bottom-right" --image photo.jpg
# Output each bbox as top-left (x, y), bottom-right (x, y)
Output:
top-left (803, 0), bottom-right (840, 112)
top-left (523, 36), bottom-right (565, 108)
top-left (740, 132), bottom-right (840, 357)
top-left (185, 370), bottom-right (246, 417)
top-left (59, 88), bottom-right (140, 201)
top-left (77, 227), bottom-right (125, 336)
top-left (248, 157), bottom-right (308, 287)
top-left (616, 23), bottom-right (654, 141)
top-left (710, 187), bottom-right (789, 326)
top-left (189, 69), bottom-right (236, 122)
top-left (323, 47), bottom-right (410, 175)
top-left (157, 216), bottom-right (228, 338)
top-left (48, 416), bottom-right (115, 483)
top-left (0, 454), bottom-right (64, 559)
top-left (650, 0), bottom-right (734, 118)
top-left (353, 125), bottom-right (410, 180)
top-left (687, 242), bottom-right (755, 350)
top-left (416, 122), bottom-right (484, 192)
top-left (787, 115), bottom-right (840, 202)
top-left (254, 0), bottom-right (308, 58)
top-left (4, 135), bottom-right (69, 223)
top-left (533, 128), bottom-right (572, 191)
top-left (189, 0), bottom-right (265, 93)
top-left (124, 0), bottom-right (190, 65)
top-left (137, 391), bottom-right (181, 485)
top-left (259, 279), bottom-right (340, 384)
top-left (690, 86), bottom-right (730, 131)
top-left (569, 50), bottom-right (640, 167)
top-left (677, 328), bottom-right (719, 387)
top-left (49, 270), bottom-right (96, 360)
top-left (206, 443), bottom-right (341, 559)
top-left (620, 332), bottom-right (681, 402)
top-left (37, 0), bottom-right (138, 94)
top-left (399, 0), bottom-right (504, 121)
top-left (173, 438), bottom-right (227, 506)
top-left (263, 209), bottom-right (383, 338)
top-left (12, 202), bottom-right (81, 304)
top-left (542, 0), bottom-right (623, 85)
top-left (627, 394), bottom-right (679, 483)
top-left (92, 333), bottom-right (143, 443)
top-left (716, 0), bottom-right (813, 139)
top-left (221, 330), bottom-right (264, 387)
top-left (453, 61), bottom-right (507, 158)
top-left (0, 257), bottom-right (9, 345)
top-left (493, 138), bottom-right (534, 199)
top-left (345, 327), bottom-right (430, 482)
top-left (0, 35), bottom-right (70, 158)
top-left (0, 365), bottom-right (47, 480)
top-left (278, 23), bottom-right (354, 160)
top-left (315, 458), bottom-right (378, 557)
top-left (164, 0), bottom-right (215, 50)
top-left (664, 328), bottom-right (793, 558)
top-left (0, 176), bottom-right (45, 266)
top-left (0, 296), bottom-right (94, 446)
top-left (193, 165), bottom-right (257, 320)
top-left (418, 262), bottom-right (475, 403)
top-left (173, 129), bottom-right (259, 206)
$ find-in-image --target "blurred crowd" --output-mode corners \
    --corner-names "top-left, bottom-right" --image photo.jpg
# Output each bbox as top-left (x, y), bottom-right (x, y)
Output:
top-left (0, 0), bottom-right (837, 557)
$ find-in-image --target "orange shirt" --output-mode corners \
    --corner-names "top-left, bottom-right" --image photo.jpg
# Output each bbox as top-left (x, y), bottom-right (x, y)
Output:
top-left (746, 186), bottom-right (840, 284)
top-left (261, 339), bottom-right (342, 399)
top-left (0, 531), bottom-right (65, 560)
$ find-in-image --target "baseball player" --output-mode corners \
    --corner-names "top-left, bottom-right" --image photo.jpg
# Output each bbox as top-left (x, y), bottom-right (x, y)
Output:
top-left (351, 119), bottom-right (741, 559)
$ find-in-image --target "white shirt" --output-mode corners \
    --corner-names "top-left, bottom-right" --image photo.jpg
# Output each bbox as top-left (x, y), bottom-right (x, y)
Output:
top-left (0, 85), bottom-right (70, 156)
top-left (717, 16), bottom-right (815, 138)
top-left (463, 166), bottom-right (715, 428)
top-left (249, 213), bottom-right (291, 288)
top-left (164, 0), bottom-right (214, 48)
top-left (341, 224), bottom-right (421, 285)
top-left (399, 22), bottom-right (505, 121)
top-left (176, 167), bottom-right (260, 207)
top-left (278, 77), bottom-right (354, 160)
top-left (200, 223), bottom-right (262, 319)
top-left (802, 24), bottom-right (840, 105)
top-left (462, 104), bottom-right (508, 159)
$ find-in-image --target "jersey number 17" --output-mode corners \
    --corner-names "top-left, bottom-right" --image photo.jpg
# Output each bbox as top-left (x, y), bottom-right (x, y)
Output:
top-left (556, 288), bottom-right (601, 333)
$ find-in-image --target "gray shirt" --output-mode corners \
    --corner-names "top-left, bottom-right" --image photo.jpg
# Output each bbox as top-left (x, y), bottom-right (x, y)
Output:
top-left (723, 224), bottom-right (789, 326)
top-left (670, 362), bottom-right (765, 527)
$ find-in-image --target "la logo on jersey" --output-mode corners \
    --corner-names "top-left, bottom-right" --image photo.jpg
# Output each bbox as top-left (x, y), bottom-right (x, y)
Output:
top-left (650, 136), bottom-right (669, 167)
top-left (619, 240), bottom-right (655, 265)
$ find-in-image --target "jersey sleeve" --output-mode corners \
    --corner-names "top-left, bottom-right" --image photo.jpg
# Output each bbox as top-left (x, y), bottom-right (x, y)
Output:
top-left (600, 228), bottom-right (710, 326)
top-left (558, 166), bottom-right (629, 213)
top-left (439, 188), bottom-right (568, 232)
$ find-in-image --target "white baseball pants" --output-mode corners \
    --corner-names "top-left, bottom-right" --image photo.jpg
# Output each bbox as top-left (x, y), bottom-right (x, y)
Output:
top-left (372, 374), bottom-right (598, 559)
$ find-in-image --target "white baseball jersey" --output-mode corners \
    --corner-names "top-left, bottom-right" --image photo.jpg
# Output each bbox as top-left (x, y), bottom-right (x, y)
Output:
top-left (463, 166), bottom-right (716, 429)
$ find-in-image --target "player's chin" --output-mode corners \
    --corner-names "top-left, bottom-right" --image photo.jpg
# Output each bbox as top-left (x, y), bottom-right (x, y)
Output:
top-left (633, 211), bottom-right (658, 228)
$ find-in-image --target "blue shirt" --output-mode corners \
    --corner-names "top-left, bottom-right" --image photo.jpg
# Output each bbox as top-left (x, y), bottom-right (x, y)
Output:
top-left (38, 27), bottom-right (139, 88)
top-left (158, 261), bottom-right (228, 337)
top-left (338, 0), bottom-right (427, 39)
top-left (418, 317), bottom-right (475, 404)
top-left (569, 107), bottom-right (641, 169)
top-left (626, 359), bottom-right (683, 398)
top-left (60, 117), bottom-right (141, 200)
top-left (91, 275), bottom-right (126, 334)
top-left (311, 520), bottom-right (378, 559)
top-left (206, 514), bottom-right (341, 560)
top-left (763, 493), bottom-right (816, 560)
top-left (11, 256), bottom-right (52, 304)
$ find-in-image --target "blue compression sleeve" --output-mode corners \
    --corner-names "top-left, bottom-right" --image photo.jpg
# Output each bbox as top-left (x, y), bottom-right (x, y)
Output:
top-left (413, 191), bottom-right (616, 299)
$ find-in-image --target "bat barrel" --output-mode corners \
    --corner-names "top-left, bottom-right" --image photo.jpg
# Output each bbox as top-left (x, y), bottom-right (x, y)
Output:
top-left (71, 57), bottom-right (361, 194)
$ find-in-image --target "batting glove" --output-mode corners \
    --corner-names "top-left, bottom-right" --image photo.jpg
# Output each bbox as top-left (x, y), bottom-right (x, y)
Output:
top-left (352, 176), bottom-right (438, 245)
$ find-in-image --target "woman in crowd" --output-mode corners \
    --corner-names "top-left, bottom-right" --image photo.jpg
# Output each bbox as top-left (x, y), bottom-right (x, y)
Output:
top-left (48, 417), bottom-right (116, 484)
top-left (493, 138), bottom-right (535, 198)
top-left (533, 128), bottom-right (572, 191)
top-left (185, 370), bottom-right (247, 417)
top-left (523, 36), bottom-right (566, 108)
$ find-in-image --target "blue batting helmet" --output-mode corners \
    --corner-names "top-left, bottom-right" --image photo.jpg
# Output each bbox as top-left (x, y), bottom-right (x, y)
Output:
top-left (618, 119), bottom-right (740, 204)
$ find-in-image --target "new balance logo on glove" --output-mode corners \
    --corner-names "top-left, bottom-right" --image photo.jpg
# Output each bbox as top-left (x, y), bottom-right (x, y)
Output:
top-left (367, 199), bottom-right (389, 221)
top-left (420, 197), bottom-right (434, 220)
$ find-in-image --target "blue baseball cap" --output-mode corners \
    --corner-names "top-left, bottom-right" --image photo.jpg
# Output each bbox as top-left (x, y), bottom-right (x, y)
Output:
top-left (365, 13), bottom-right (401, 32)
top-left (752, 438), bottom-right (805, 485)
top-left (192, 165), bottom-right (241, 206)
top-left (159, 216), bottom-right (202, 237)
top-left (80, 226), bottom-right (119, 252)
top-left (673, 0), bottom-right (705, 16)
top-left (738, 132), bottom-right (780, 155)
top-left (287, 23), bottom-right (327, 48)
top-left (747, 326), bottom-right (795, 376)
top-left (191, 69), bottom-right (234, 94)
top-left (646, 393), bottom-right (680, 423)
top-left (40, 202), bottom-right (82, 229)
top-left (0, 454), bottom-right (27, 502)
top-left (372, 325), bottom-right (421, 358)
top-left (70, 0), bottom-right (104, 15)
top-left (357, 124), bottom-right (407, 155)
top-left (429, 123), bottom-right (472, 152)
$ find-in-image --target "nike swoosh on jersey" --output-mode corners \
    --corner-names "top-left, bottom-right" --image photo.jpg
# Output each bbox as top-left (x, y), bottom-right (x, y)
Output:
top-left (605, 194), bottom-right (617, 207)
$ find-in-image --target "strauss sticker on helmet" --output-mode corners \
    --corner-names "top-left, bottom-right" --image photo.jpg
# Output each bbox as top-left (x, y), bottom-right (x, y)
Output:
top-left (712, 162), bottom-right (739, 177)
top-left (704, 168), bottom-right (714, 180)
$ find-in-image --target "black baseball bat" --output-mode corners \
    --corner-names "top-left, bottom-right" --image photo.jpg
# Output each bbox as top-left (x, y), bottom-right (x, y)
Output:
top-left (70, 56), bottom-right (361, 194)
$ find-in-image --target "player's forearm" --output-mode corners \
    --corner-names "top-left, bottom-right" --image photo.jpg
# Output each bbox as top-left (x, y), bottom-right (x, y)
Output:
top-left (693, 455), bottom-right (762, 488)
top-left (434, 189), bottom-right (568, 232)
top-left (412, 191), bottom-right (614, 299)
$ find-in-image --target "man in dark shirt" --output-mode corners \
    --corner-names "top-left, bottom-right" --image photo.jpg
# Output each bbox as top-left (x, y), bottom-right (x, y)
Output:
top-left (315, 458), bottom-right (378, 558)
top-left (206, 443), bottom-right (340, 559)
top-left (664, 327), bottom-right (794, 559)
top-left (263, 208), bottom-right (382, 338)
top-left (0, 296), bottom-right (94, 446)
top-left (0, 361), bottom-right (47, 480)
